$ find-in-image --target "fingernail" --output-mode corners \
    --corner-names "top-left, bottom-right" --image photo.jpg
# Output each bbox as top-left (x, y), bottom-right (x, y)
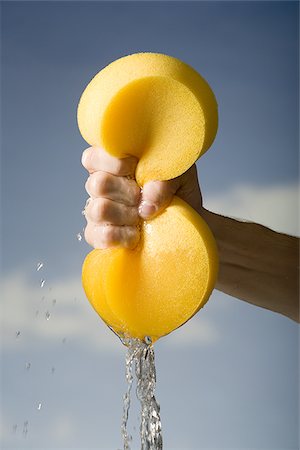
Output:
top-left (138, 200), bottom-right (157, 219)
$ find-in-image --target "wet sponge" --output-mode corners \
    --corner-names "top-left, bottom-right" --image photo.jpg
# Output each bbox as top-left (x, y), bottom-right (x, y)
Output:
top-left (82, 198), bottom-right (218, 342)
top-left (77, 52), bottom-right (218, 185)
top-left (78, 52), bottom-right (219, 342)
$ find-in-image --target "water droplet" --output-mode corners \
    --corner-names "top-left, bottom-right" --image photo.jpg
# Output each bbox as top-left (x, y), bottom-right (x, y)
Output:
top-left (144, 336), bottom-right (152, 345)
top-left (51, 366), bottom-right (55, 375)
top-left (52, 299), bottom-right (56, 306)
top-left (35, 310), bottom-right (39, 317)
top-left (25, 362), bottom-right (31, 371)
top-left (36, 262), bottom-right (44, 271)
top-left (76, 232), bottom-right (82, 241)
top-left (82, 198), bottom-right (90, 216)
top-left (12, 424), bottom-right (17, 434)
top-left (16, 331), bottom-right (21, 338)
top-left (37, 402), bottom-right (42, 411)
top-left (62, 337), bottom-right (66, 344)
top-left (41, 296), bottom-right (45, 301)
top-left (144, 223), bottom-right (153, 234)
top-left (74, 297), bottom-right (77, 303)
top-left (40, 279), bottom-right (45, 288)
top-left (45, 311), bottom-right (51, 321)
top-left (22, 420), bottom-right (28, 437)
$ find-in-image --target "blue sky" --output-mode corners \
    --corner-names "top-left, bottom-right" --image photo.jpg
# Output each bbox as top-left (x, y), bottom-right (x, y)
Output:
top-left (1, 2), bottom-right (299, 449)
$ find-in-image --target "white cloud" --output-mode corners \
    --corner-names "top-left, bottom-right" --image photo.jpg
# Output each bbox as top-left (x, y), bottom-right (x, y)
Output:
top-left (1, 271), bottom-right (121, 353)
top-left (205, 182), bottom-right (299, 236)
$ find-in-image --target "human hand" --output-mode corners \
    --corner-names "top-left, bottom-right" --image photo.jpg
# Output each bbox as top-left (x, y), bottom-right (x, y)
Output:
top-left (82, 146), bottom-right (203, 249)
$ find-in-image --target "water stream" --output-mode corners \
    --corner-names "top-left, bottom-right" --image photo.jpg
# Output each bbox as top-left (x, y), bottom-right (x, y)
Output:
top-left (120, 336), bottom-right (163, 450)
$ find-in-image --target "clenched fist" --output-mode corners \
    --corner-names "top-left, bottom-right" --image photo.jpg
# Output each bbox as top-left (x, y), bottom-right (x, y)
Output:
top-left (82, 146), bottom-right (203, 249)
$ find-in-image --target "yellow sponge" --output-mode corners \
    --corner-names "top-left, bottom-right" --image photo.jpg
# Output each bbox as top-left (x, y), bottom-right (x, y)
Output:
top-left (82, 197), bottom-right (218, 342)
top-left (78, 52), bottom-right (219, 342)
top-left (77, 52), bottom-right (218, 185)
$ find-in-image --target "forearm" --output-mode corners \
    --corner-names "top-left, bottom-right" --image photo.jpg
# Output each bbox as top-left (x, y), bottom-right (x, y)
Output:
top-left (202, 209), bottom-right (299, 322)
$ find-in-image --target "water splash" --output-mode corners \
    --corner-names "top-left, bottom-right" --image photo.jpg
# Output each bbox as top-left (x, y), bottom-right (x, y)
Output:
top-left (36, 262), bottom-right (44, 271)
top-left (76, 232), bottom-right (83, 241)
top-left (45, 311), bottom-right (51, 321)
top-left (40, 279), bottom-right (46, 288)
top-left (144, 223), bottom-right (153, 235)
top-left (22, 420), bottom-right (29, 438)
top-left (144, 336), bottom-right (152, 345)
top-left (37, 402), bottom-right (42, 411)
top-left (15, 331), bottom-right (21, 339)
top-left (121, 340), bottom-right (137, 449)
top-left (25, 362), bottom-right (31, 371)
top-left (82, 198), bottom-right (91, 216)
top-left (121, 336), bottom-right (163, 450)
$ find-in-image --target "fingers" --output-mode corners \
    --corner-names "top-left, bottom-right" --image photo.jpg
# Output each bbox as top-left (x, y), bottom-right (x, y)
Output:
top-left (82, 147), bottom-right (141, 249)
top-left (85, 171), bottom-right (140, 206)
top-left (82, 146), bottom-right (138, 177)
top-left (84, 223), bottom-right (140, 249)
top-left (138, 165), bottom-right (202, 220)
top-left (139, 178), bottom-right (181, 220)
top-left (85, 197), bottom-right (139, 226)
top-left (81, 148), bottom-right (202, 249)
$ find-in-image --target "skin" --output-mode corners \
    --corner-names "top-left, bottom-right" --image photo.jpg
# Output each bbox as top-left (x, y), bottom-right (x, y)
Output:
top-left (82, 146), bottom-right (299, 323)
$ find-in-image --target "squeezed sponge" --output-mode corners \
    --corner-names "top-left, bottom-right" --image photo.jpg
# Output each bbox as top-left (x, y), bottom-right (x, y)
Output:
top-left (77, 52), bottom-right (218, 185)
top-left (78, 52), bottom-right (219, 342)
top-left (82, 198), bottom-right (218, 342)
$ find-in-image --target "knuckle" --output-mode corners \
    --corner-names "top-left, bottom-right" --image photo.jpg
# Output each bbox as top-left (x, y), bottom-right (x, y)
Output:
top-left (84, 223), bottom-right (116, 249)
top-left (81, 147), bottom-right (93, 170)
top-left (96, 172), bottom-right (112, 195)
top-left (87, 172), bottom-right (113, 197)
top-left (92, 198), bottom-right (109, 221)
top-left (124, 226), bottom-right (140, 248)
top-left (102, 225), bottom-right (118, 246)
top-left (129, 206), bottom-right (139, 225)
top-left (84, 224), bottom-right (94, 247)
top-left (126, 179), bottom-right (141, 205)
top-left (99, 198), bottom-right (110, 219)
top-left (86, 198), bottom-right (98, 221)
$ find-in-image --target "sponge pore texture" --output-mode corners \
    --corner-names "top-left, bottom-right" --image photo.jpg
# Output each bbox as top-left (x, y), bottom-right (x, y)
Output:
top-left (77, 52), bottom-right (218, 185)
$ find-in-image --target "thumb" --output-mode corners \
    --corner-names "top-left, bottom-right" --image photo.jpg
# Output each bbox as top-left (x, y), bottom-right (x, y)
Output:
top-left (138, 178), bottom-right (181, 220)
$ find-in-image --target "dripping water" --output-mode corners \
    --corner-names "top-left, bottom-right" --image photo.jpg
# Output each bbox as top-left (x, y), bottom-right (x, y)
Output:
top-left (121, 336), bottom-right (162, 450)
top-left (36, 262), bottom-right (44, 271)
